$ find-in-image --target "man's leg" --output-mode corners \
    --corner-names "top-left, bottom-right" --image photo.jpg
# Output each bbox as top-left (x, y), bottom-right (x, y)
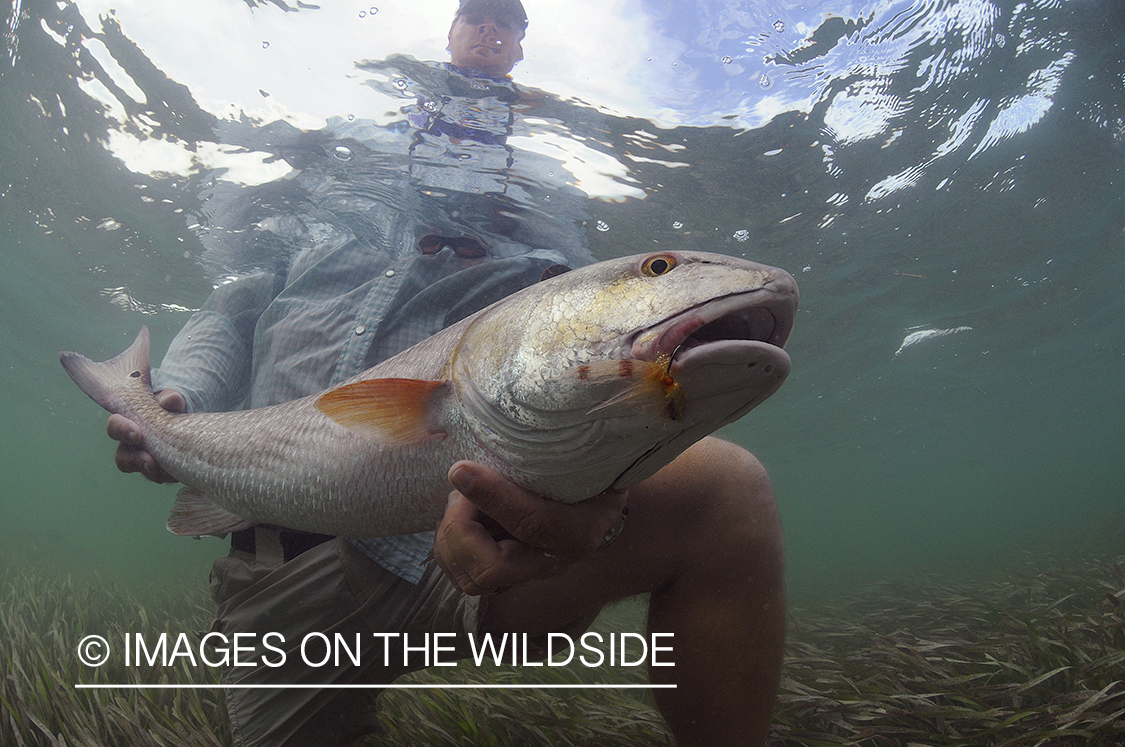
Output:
top-left (481, 437), bottom-right (786, 747)
top-left (210, 533), bottom-right (395, 747)
top-left (209, 533), bottom-right (484, 747)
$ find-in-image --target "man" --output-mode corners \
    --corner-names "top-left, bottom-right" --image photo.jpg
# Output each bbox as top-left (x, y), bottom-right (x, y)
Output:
top-left (446, 0), bottom-right (525, 76)
top-left (109, 1), bottom-right (786, 745)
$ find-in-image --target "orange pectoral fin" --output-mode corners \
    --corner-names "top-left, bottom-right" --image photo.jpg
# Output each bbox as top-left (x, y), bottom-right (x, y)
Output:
top-left (315, 378), bottom-right (449, 444)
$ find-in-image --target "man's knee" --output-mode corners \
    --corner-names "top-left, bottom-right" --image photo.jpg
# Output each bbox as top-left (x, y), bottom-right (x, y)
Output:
top-left (679, 438), bottom-right (783, 569)
top-left (688, 438), bottom-right (778, 515)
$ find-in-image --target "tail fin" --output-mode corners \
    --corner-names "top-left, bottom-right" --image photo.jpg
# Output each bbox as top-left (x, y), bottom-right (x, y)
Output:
top-left (59, 327), bottom-right (152, 414)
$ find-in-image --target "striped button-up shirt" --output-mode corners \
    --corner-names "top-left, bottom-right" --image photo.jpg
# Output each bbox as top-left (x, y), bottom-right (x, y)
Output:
top-left (153, 60), bottom-right (592, 582)
top-left (153, 231), bottom-right (576, 583)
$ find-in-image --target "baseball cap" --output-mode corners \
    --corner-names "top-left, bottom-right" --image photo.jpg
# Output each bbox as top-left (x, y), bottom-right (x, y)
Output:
top-left (456, 0), bottom-right (529, 30)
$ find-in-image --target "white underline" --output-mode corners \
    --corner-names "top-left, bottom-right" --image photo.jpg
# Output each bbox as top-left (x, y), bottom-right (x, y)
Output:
top-left (75, 683), bottom-right (676, 690)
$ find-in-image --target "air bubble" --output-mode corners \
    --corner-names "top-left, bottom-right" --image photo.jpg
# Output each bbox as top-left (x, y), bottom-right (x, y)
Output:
top-left (758, 73), bottom-right (771, 89)
top-left (596, 220), bottom-right (609, 232)
top-left (261, 41), bottom-right (270, 49)
top-left (393, 78), bottom-right (408, 90)
top-left (773, 20), bottom-right (785, 32)
top-left (672, 221), bottom-right (683, 229)
top-left (733, 229), bottom-right (750, 242)
top-left (332, 145), bottom-right (353, 161)
top-left (721, 56), bottom-right (733, 64)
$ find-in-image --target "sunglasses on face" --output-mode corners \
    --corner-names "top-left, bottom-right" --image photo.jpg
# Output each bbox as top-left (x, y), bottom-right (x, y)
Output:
top-left (417, 234), bottom-right (489, 259)
top-left (460, 14), bottom-right (521, 32)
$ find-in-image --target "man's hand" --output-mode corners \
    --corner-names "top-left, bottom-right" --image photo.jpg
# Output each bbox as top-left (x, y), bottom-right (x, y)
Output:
top-left (433, 461), bottom-right (628, 596)
top-left (106, 389), bottom-right (185, 484)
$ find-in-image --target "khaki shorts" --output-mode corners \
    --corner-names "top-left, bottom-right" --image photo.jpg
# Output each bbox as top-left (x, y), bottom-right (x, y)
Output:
top-left (209, 530), bottom-right (488, 747)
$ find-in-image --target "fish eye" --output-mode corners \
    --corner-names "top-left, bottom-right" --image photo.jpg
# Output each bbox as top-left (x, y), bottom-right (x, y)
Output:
top-left (641, 254), bottom-right (677, 277)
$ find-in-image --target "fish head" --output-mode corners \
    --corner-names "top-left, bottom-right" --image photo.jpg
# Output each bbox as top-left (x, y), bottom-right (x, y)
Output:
top-left (451, 250), bottom-right (798, 500)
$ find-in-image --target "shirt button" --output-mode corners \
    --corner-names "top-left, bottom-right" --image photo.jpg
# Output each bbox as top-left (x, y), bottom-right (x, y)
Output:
top-left (355, 325), bottom-right (366, 335)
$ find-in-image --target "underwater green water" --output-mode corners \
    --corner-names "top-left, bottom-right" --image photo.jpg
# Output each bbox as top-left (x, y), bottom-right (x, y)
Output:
top-left (2, 0), bottom-right (1124, 615)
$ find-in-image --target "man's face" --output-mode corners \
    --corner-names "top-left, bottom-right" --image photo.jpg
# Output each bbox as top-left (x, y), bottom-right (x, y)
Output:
top-left (447, 14), bottom-right (525, 77)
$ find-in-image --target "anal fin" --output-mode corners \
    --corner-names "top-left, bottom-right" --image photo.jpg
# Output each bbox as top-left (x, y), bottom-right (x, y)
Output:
top-left (167, 489), bottom-right (256, 537)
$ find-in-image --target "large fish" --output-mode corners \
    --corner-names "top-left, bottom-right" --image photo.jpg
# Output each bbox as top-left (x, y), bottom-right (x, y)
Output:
top-left (60, 251), bottom-right (797, 538)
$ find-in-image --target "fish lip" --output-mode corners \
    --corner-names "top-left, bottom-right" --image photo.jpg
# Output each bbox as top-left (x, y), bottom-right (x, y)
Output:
top-left (671, 338), bottom-right (792, 385)
top-left (627, 280), bottom-right (798, 364)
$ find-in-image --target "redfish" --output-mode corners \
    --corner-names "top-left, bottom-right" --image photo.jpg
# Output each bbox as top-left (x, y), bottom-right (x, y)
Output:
top-left (60, 251), bottom-right (797, 538)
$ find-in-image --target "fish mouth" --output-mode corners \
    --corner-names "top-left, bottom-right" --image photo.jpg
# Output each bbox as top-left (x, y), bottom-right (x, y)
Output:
top-left (628, 274), bottom-right (798, 367)
top-left (618, 271), bottom-right (797, 434)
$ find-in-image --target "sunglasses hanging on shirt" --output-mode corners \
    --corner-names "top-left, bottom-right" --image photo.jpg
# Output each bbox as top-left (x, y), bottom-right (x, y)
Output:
top-left (417, 234), bottom-right (489, 259)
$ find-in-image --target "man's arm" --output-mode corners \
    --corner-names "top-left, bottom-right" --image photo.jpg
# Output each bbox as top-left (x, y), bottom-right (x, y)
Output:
top-left (153, 271), bottom-right (284, 414)
top-left (108, 271), bottom-right (284, 480)
top-left (108, 389), bottom-right (185, 483)
top-left (433, 461), bottom-right (629, 595)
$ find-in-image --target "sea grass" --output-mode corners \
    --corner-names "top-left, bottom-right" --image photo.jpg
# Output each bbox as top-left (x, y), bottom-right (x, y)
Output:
top-left (2, 553), bottom-right (1122, 746)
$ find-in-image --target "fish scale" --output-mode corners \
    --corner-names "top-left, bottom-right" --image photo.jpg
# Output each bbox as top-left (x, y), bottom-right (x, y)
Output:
top-left (60, 251), bottom-right (797, 539)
